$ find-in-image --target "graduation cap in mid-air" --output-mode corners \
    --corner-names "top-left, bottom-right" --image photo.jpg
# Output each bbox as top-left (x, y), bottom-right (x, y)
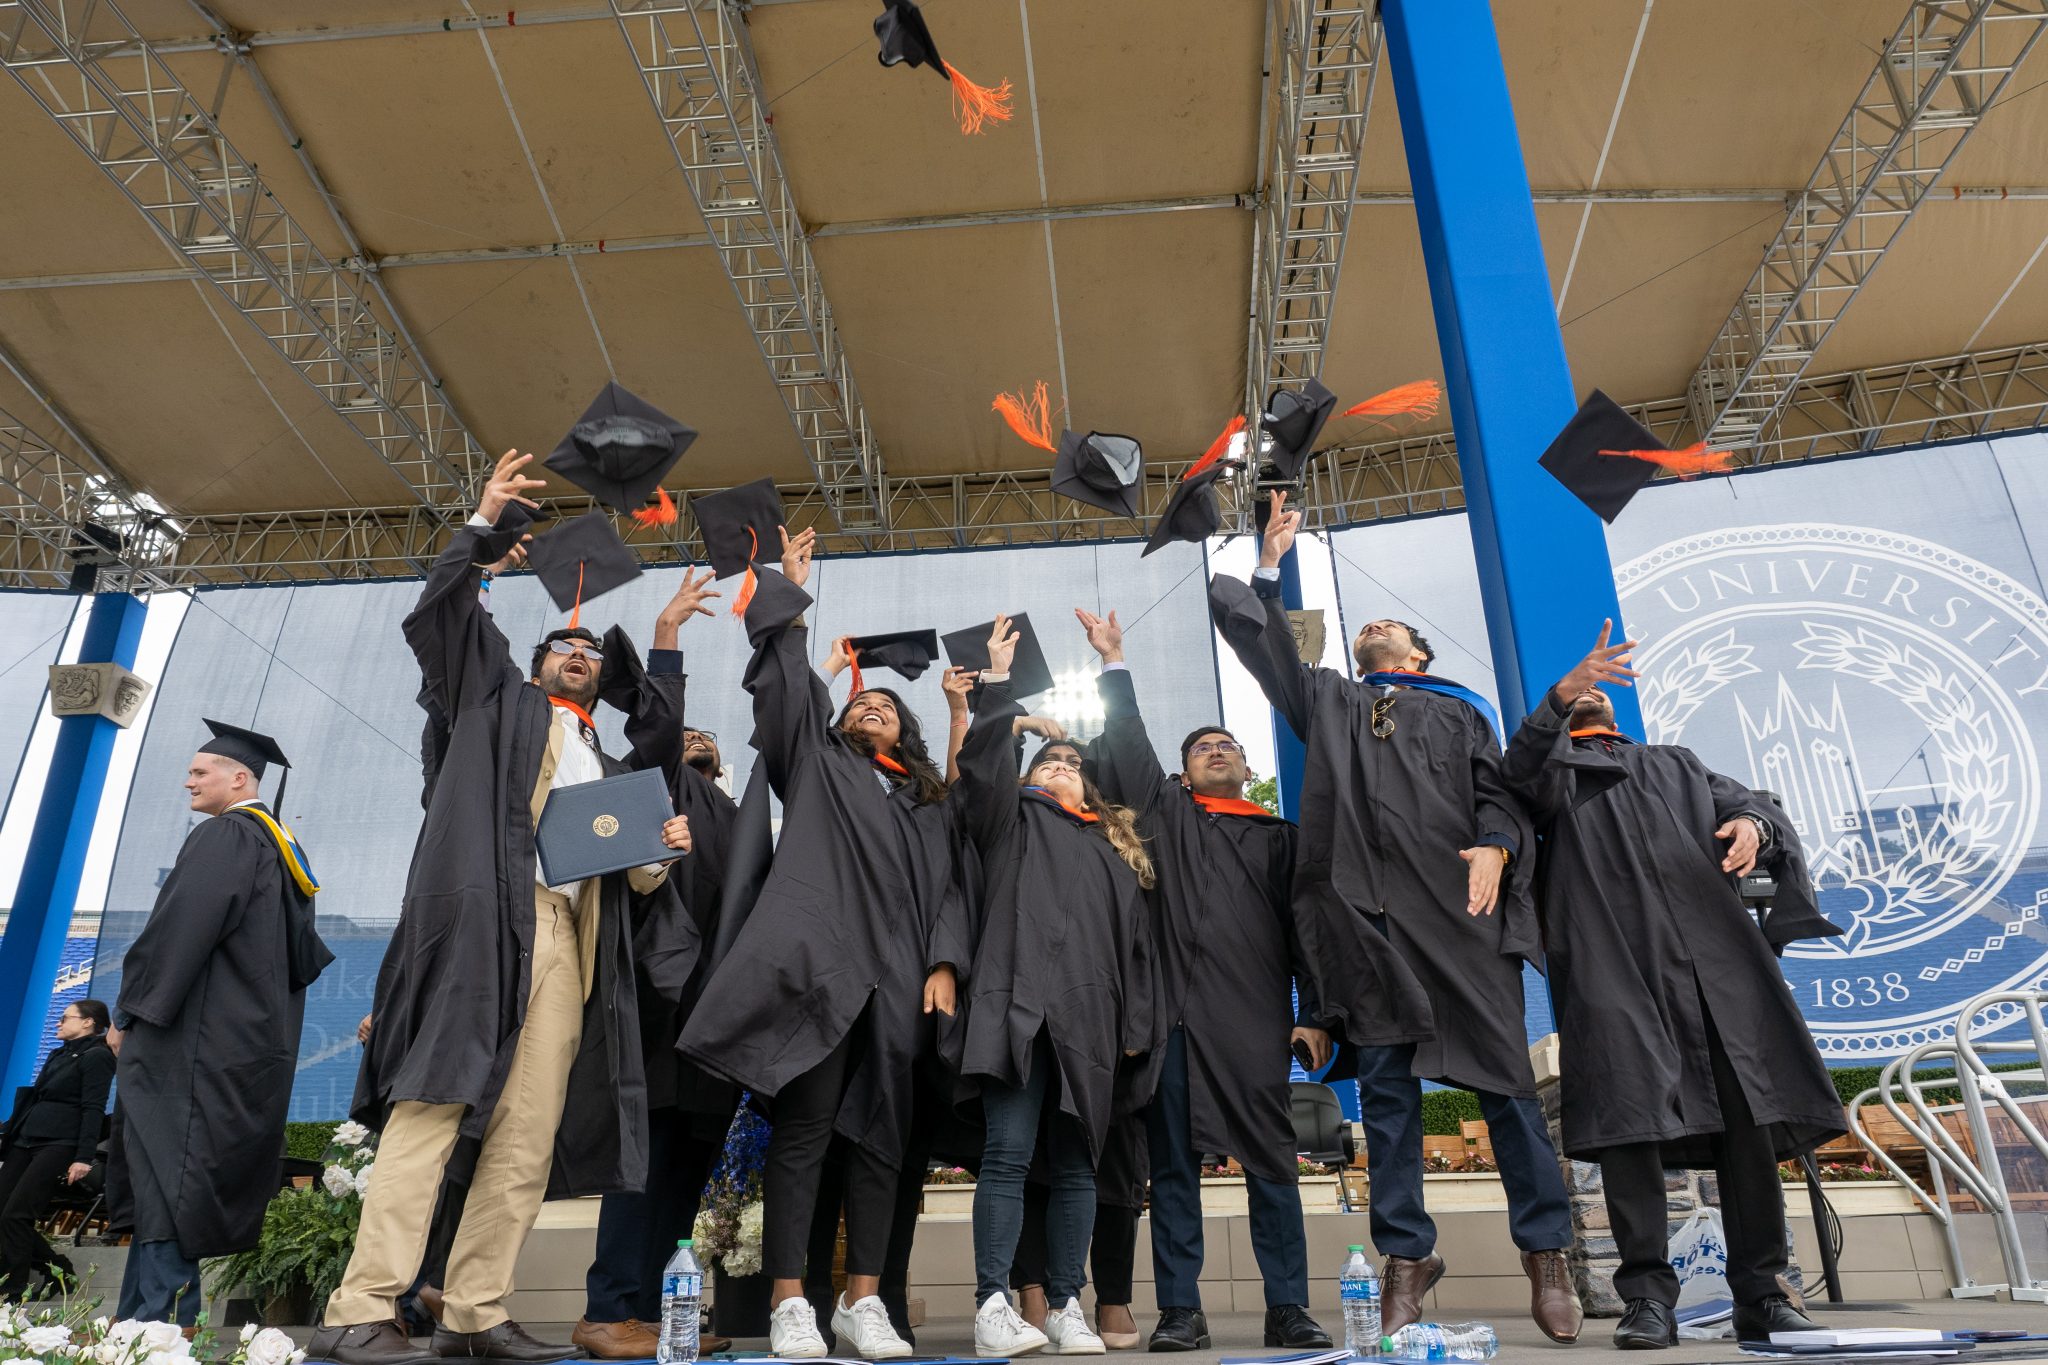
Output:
top-left (1141, 415), bottom-right (1247, 558)
top-left (843, 629), bottom-right (941, 696)
top-left (545, 382), bottom-right (697, 527)
top-left (200, 718), bottom-right (293, 809)
top-left (1537, 388), bottom-right (1734, 523)
top-left (1260, 378), bottom-right (1338, 482)
top-left (942, 610), bottom-right (1055, 701)
top-left (996, 380), bottom-right (1146, 520)
top-left (691, 477), bottom-right (787, 617)
top-left (874, 0), bottom-right (1014, 135)
top-left (525, 511), bottom-right (644, 626)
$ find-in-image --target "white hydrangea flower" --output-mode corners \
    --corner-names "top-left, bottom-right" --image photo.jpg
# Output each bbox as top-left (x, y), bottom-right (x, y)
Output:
top-left (331, 1121), bottom-right (370, 1149)
top-left (725, 1200), bottom-right (766, 1278)
top-left (321, 1165), bottom-right (355, 1199)
top-left (352, 1161), bottom-right (375, 1197)
top-left (243, 1328), bottom-right (298, 1365)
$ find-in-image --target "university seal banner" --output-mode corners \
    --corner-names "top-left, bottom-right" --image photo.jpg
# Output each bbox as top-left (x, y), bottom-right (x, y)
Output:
top-left (1617, 521), bottom-right (2048, 1059)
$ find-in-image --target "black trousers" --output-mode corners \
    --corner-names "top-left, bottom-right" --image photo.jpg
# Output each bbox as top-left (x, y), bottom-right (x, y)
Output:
top-left (587, 1108), bottom-right (726, 1323)
top-left (763, 1027), bottom-right (899, 1282)
top-left (1012, 1186), bottom-right (1138, 1305)
top-left (1600, 1012), bottom-right (1788, 1308)
top-left (0, 1143), bottom-right (72, 1295)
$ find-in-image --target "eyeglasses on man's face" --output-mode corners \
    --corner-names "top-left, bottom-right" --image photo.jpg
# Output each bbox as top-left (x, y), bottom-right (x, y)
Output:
top-left (1188, 740), bottom-right (1244, 759)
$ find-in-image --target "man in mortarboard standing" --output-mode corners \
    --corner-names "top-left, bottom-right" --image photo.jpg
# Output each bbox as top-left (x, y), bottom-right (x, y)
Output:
top-left (109, 720), bottom-right (334, 1324)
top-left (1502, 626), bottom-right (1843, 1349)
top-left (1210, 492), bottom-right (1584, 1345)
top-left (314, 450), bottom-right (698, 1365)
top-left (1076, 606), bottom-right (1404, 1353)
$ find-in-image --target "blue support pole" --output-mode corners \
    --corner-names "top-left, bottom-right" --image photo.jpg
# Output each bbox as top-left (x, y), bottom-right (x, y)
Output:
top-left (1272, 545), bottom-right (1311, 820)
top-left (1379, 0), bottom-right (1642, 739)
top-left (0, 591), bottom-right (148, 1095)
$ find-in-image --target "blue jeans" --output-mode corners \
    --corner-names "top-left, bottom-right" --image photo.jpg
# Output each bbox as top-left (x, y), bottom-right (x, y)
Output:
top-left (973, 1052), bottom-right (1094, 1304)
top-left (1148, 1028), bottom-right (1308, 1308)
top-left (118, 1239), bottom-right (202, 1325)
top-left (1354, 1041), bottom-right (1572, 1258)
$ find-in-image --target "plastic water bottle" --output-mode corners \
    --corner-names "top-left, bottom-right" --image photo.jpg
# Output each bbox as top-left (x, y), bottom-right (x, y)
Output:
top-left (657, 1239), bottom-right (703, 1364)
top-left (1381, 1323), bottom-right (1499, 1361)
top-left (1339, 1245), bottom-right (1381, 1356)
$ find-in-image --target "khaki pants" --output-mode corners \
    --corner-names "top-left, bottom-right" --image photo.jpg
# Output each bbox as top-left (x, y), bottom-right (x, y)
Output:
top-left (326, 889), bottom-right (584, 1331)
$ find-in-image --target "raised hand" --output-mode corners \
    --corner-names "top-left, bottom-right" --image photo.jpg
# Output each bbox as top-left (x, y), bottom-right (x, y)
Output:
top-left (1259, 490), bottom-right (1301, 569)
top-left (779, 525), bottom-right (816, 589)
top-left (477, 449), bottom-right (546, 525)
top-left (477, 533), bottom-right (533, 575)
top-left (824, 635), bottom-right (854, 680)
top-left (1075, 607), bottom-right (1124, 664)
top-left (654, 567), bottom-right (722, 649)
top-left (986, 612), bottom-right (1020, 676)
top-left (941, 664), bottom-right (977, 713)
top-left (1549, 619), bottom-right (1640, 710)
top-left (1458, 845), bottom-right (1506, 916)
top-left (1715, 818), bottom-right (1761, 877)
top-left (1013, 715), bottom-right (1069, 741)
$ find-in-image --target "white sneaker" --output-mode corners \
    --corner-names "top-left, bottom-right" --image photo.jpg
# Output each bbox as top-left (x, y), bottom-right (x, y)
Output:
top-left (832, 1293), bottom-right (913, 1360)
top-left (769, 1296), bottom-right (828, 1359)
top-left (1044, 1298), bottom-right (1105, 1355)
top-left (976, 1291), bottom-right (1049, 1357)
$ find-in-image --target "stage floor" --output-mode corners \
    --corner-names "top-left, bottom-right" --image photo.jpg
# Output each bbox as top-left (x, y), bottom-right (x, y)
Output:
top-left (489, 1299), bottom-right (2048, 1365)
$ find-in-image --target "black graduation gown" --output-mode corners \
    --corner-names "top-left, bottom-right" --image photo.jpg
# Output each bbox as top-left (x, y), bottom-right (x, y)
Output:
top-left (954, 681), bottom-right (1156, 1162)
top-left (676, 569), bottom-right (969, 1166)
top-left (1083, 666), bottom-right (1338, 1184)
top-left (1210, 573), bottom-right (1535, 1097)
top-left (112, 805), bottom-right (333, 1257)
top-left (643, 749), bottom-right (746, 1120)
top-left (351, 518), bottom-right (694, 1198)
top-left (1501, 694), bottom-right (1847, 1164)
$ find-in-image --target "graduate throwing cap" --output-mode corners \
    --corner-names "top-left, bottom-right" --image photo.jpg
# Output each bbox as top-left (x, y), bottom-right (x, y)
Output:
top-left (109, 722), bottom-right (333, 1325)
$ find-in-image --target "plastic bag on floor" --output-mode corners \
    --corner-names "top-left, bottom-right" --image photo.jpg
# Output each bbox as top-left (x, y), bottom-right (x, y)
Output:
top-left (1671, 1206), bottom-right (1732, 1312)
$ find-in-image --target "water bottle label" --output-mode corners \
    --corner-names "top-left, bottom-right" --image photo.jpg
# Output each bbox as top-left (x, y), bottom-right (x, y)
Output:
top-left (664, 1274), bottom-right (681, 1296)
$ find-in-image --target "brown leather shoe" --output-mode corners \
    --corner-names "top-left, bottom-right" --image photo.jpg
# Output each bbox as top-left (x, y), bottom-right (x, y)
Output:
top-left (1521, 1248), bottom-right (1583, 1344)
top-left (307, 1320), bottom-right (442, 1365)
top-left (570, 1320), bottom-right (658, 1360)
top-left (431, 1322), bottom-right (574, 1362)
top-left (1379, 1252), bottom-right (1447, 1337)
top-left (700, 1332), bottom-right (732, 1355)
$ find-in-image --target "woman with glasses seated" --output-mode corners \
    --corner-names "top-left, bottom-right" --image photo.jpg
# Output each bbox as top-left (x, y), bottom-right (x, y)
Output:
top-left (0, 999), bottom-right (114, 1297)
top-left (953, 614), bottom-right (1157, 1359)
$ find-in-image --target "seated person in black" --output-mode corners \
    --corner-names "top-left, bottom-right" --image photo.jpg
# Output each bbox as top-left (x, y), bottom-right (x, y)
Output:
top-left (0, 999), bottom-right (115, 1295)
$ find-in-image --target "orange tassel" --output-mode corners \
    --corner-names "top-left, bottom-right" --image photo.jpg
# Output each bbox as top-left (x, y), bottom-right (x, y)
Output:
top-left (631, 487), bottom-right (678, 527)
top-left (943, 60), bottom-right (1014, 135)
top-left (1341, 380), bottom-right (1442, 425)
top-left (993, 381), bottom-right (1057, 452)
top-left (730, 528), bottom-right (760, 617)
top-left (568, 561), bottom-right (585, 631)
top-left (1182, 414), bottom-right (1247, 483)
top-left (1597, 441), bottom-right (1734, 479)
top-left (845, 640), bottom-right (865, 699)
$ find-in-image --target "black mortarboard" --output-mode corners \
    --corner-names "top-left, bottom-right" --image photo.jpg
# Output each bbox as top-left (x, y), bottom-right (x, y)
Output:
top-left (845, 630), bottom-right (941, 691)
top-left (525, 510), bottom-right (644, 621)
top-left (942, 610), bottom-right (1055, 700)
top-left (690, 478), bottom-right (785, 581)
top-left (1537, 389), bottom-right (1666, 523)
top-left (1260, 378), bottom-right (1338, 482)
top-left (1143, 416), bottom-right (1244, 558)
top-left (200, 718), bottom-right (292, 809)
top-left (1050, 430), bottom-right (1144, 519)
top-left (874, 0), bottom-right (1014, 135)
top-left (545, 382), bottom-right (696, 524)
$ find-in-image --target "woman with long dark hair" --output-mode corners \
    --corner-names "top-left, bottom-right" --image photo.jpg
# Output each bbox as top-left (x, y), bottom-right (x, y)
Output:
top-left (677, 528), bottom-right (967, 1361)
top-left (0, 998), bottom-right (114, 1296)
top-left (955, 615), bottom-right (1156, 1358)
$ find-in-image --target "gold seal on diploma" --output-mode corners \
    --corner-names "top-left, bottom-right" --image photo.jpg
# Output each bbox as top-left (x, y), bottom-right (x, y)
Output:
top-left (593, 814), bottom-right (620, 838)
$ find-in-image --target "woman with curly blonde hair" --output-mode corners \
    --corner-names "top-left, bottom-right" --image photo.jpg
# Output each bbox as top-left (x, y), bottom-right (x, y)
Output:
top-left (953, 614), bottom-right (1157, 1359)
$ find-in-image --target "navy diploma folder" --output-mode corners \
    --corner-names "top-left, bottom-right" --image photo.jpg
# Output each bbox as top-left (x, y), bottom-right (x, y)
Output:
top-left (536, 767), bottom-right (676, 886)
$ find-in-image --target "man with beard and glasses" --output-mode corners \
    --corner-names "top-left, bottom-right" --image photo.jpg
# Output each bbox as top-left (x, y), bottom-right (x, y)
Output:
top-left (314, 451), bottom-right (698, 1365)
top-left (1209, 492), bottom-right (1580, 1346)
top-left (1503, 625), bottom-right (1845, 1350)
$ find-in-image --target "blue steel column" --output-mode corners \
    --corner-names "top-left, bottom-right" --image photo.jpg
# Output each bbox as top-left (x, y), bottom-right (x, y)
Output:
top-left (1272, 546), bottom-right (1310, 820)
top-left (0, 591), bottom-right (148, 1094)
top-left (1379, 0), bottom-right (1642, 738)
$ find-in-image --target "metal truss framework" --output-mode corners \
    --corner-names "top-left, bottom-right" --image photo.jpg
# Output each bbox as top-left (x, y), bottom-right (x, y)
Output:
top-left (0, 0), bottom-right (487, 527)
top-left (7, 342), bottom-right (2042, 589)
top-left (1687, 0), bottom-right (2048, 446)
top-left (609, 0), bottom-right (888, 537)
top-left (1247, 0), bottom-right (1379, 417)
top-left (0, 397), bottom-right (191, 594)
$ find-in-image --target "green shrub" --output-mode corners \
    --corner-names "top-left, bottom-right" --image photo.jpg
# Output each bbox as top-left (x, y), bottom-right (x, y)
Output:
top-left (285, 1121), bottom-right (340, 1161)
top-left (1420, 1088), bottom-right (1482, 1135)
top-left (1828, 1061), bottom-right (2040, 1109)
